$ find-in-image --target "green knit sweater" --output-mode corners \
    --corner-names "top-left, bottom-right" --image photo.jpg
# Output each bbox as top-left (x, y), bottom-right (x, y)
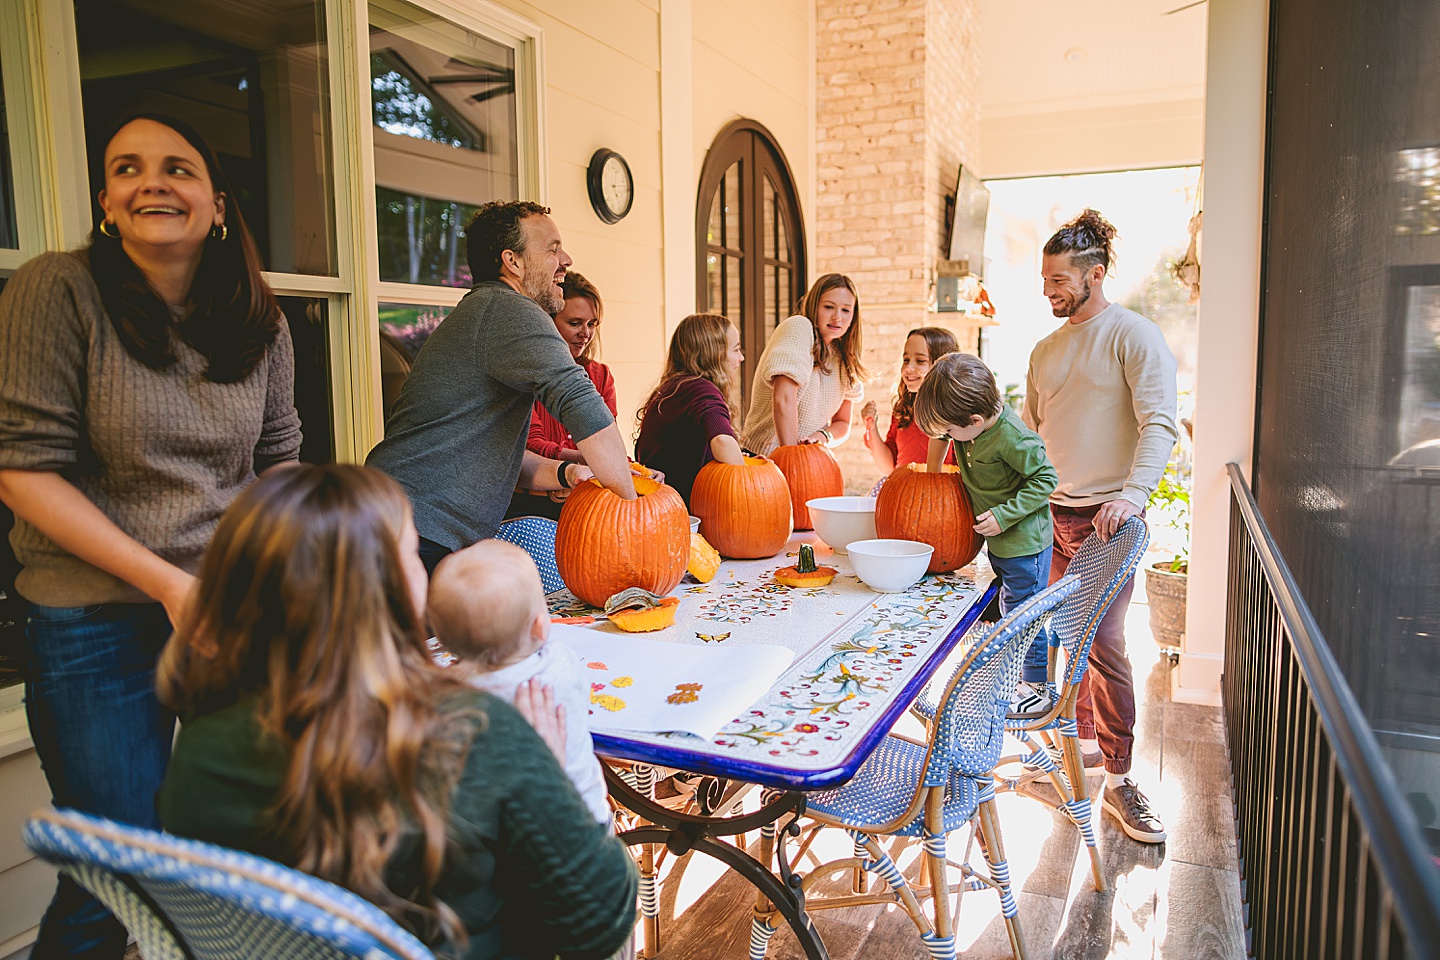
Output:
top-left (158, 691), bottom-right (637, 960)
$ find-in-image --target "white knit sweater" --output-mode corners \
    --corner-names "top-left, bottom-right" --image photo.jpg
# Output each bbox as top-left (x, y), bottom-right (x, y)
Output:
top-left (741, 315), bottom-right (863, 454)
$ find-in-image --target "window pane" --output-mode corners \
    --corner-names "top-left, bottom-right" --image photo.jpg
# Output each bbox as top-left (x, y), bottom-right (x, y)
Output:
top-left (763, 176), bottom-right (775, 261)
top-left (370, 0), bottom-right (518, 287)
top-left (764, 262), bottom-right (776, 329)
top-left (1398, 283), bottom-right (1440, 453)
top-left (723, 161), bottom-right (741, 251)
top-left (706, 253), bottom-right (722, 313)
top-left (707, 189), bottom-right (722, 249)
top-left (774, 266), bottom-right (789, 333)
top-left (0, 46), bottom-right (16, 250)
top-left (277, 296), bottom-right (335, 464)
top-left (725, 253), bottom-right (742, 321)
top-left (379, 301), bottom-right (452, 417)
top-left (74, 0), bottom-right (337, 276)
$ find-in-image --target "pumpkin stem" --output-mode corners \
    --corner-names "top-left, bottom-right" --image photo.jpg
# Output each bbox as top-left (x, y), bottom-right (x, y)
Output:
top-left (797, 544), bottom-right (817, 574)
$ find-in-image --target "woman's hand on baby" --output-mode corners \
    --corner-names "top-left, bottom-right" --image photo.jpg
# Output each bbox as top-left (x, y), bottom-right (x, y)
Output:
top-left (515, 678), bottom-right (567, 762)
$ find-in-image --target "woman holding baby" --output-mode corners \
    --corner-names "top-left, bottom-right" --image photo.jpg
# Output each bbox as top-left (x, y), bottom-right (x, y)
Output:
top-left (156, 463), bottom-right (636, 959)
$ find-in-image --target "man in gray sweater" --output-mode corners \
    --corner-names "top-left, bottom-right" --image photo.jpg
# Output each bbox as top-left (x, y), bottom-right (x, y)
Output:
top-left (367, 201), bottom-right (635, 571)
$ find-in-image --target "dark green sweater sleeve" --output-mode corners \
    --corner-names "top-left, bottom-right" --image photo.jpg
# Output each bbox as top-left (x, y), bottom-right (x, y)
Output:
top-left (448, 696), bottom-right (637, 959)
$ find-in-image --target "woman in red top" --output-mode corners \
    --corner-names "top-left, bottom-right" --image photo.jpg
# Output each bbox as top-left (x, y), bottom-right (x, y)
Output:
top-left (506, 273), bottom-right (616, 521)
top-left (861, 326), bottom-right (959, 482)
top-left (527, 271), bottom-right (616, 461)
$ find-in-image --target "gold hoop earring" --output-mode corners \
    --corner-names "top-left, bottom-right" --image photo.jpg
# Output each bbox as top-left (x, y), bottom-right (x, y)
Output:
top-left (99, 220), bottom-right (120, 239)
top-left (211, 223), bottom-right (228, 242)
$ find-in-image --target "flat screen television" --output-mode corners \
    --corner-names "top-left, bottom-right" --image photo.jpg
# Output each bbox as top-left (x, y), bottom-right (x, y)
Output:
top-left (947, 165), bottom-right (990, 279)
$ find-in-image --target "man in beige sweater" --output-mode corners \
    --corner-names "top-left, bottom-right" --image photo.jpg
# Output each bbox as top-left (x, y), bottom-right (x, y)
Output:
top-left (1023, 209), bottom-right (1178, 844)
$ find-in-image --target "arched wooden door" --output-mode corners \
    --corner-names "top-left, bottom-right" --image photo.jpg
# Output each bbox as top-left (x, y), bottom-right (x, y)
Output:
top-left (696, 119), bottom-right (806, 410)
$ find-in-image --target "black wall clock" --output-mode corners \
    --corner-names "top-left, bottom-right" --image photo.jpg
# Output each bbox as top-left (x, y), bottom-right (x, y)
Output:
top-left (587, 148), bottom-right (633, 224)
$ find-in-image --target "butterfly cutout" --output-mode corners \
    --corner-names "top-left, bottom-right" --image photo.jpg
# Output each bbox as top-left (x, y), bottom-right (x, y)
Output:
top-left (696, 632), bottom-right (731, 643)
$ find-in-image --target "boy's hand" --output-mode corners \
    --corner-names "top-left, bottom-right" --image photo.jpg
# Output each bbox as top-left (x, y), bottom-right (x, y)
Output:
top-left (973, 510), bottom-right (1001, 538)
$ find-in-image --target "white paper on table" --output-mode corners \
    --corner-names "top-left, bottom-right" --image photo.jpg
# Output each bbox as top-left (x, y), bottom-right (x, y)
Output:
top-left (551, 624), bottom-right (793, 741)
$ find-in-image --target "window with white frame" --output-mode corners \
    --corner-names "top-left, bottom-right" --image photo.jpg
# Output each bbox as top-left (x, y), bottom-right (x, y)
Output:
top-left (0, 0), bottom-right (543, 462)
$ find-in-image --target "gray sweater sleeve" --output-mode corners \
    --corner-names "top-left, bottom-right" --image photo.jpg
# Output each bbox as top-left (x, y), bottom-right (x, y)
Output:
top-left (480, 300), bottom-right (616, 447)
top-left (253, 316), bottom-right (302, 470)
top-left (1119, 319), bottom-right (1179, 508)
top-left (0, 253), bottom-right (90, 472)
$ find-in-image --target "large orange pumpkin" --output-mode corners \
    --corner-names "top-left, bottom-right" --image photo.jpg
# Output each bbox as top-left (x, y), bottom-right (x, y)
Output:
top-left (690, 456), bottom-right (793, 559)
top-left (555, 475), bottom-right (690, 606)
top-left (874, 463), bottom-right (983, 573)
top-left (771, 443), bottom-right (844, 531)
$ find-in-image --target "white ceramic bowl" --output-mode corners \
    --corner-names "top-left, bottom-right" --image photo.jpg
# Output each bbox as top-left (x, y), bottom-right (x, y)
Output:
top-left (846, 539), bottom-right (934, 593)
top-left (689, 515), bottom-right (702, 534)
top-left (805, 496), bottom-right (877, 554)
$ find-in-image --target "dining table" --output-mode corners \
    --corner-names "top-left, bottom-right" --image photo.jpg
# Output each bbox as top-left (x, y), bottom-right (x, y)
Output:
top-left (545, 532), bottom-right (998, 960)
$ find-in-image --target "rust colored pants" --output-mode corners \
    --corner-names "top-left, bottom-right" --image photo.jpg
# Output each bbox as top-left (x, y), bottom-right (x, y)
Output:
top-left (1050, 503), bottom-right (1138, 776)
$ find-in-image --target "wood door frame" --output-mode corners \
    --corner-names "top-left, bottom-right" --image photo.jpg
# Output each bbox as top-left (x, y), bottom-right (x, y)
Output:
top-left (695, 118), bottom-right (806, 410)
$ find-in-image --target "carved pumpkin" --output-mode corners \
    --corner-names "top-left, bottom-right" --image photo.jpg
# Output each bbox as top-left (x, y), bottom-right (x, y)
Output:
top-left (555, 475), bottom-right (690, 607)
top-left (874, 463), bottom-right (983, 573)
top-left (687, 533), bottom-right (721, 582)
top-left (771, 443), bottom-right (844, 531)
top-left (690, 456), bottom-right (793, 559)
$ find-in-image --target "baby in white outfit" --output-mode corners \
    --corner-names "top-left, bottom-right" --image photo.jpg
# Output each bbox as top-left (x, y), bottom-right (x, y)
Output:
top-left (428, 540), bottom-right (610, 824)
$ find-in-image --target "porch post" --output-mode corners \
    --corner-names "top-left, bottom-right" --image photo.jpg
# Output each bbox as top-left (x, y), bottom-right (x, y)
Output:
top-left (1180, 0), bottom-right (1269, 704)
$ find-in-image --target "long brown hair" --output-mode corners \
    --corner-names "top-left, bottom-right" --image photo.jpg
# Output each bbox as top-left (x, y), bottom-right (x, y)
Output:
top-left (797, 273), bottom-right (869, 387)
top-left (160, 464), bottom-right (477, 947)
top-left (637, 313), bottom-right (737, 430)
top-left (89, 113), bottom-right (280, 383)
top-left (560, 270), bottom-right (604, 362)
top-left (890, 326), bottom-right (959, 429)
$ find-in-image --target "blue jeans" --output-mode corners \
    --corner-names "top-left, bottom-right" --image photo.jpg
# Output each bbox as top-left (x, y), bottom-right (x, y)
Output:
top-left (989, 547), bottom-right (1053, 683)
top-left (25, 602), bottom-right (176, 960)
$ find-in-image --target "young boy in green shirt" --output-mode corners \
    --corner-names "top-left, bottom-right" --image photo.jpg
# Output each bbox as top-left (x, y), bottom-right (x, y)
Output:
top-left (917, 352), bottom-right (1060, 718)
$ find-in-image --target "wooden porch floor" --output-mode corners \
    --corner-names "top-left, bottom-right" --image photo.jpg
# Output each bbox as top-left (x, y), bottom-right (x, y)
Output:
top-left (642, 586), bottom-right (1248, 960)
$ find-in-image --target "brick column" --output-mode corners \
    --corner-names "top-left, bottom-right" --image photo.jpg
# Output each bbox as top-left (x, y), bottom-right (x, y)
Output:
top-left (815, 0), bottom-right (982, 492)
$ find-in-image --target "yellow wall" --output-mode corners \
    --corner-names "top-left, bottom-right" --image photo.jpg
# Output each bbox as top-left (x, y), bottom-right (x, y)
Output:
top-left (484, 0), bottom-right (814, 449)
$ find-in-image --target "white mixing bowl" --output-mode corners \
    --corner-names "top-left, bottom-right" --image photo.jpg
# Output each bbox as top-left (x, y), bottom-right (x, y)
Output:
top-left (805, 496), bottom-right (877, 554)
top-left (846, 539), bottom-right (934, 593)
top-left (689, 515), bottom-right (702, 534)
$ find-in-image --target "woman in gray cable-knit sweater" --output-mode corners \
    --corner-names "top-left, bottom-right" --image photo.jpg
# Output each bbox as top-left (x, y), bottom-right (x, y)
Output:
top-left (0, 113), bottom-right (300, 959)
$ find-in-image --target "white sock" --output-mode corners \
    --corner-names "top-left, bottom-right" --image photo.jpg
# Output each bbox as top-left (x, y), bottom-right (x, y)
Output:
top-left (1105, 771), bottom-right (1130, 790)
top-left (1080, 737), bottom-right (1100, 753)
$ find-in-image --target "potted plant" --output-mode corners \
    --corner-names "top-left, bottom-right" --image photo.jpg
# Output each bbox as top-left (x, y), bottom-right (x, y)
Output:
top-left (1145, 455), bottom-right (1190, 650)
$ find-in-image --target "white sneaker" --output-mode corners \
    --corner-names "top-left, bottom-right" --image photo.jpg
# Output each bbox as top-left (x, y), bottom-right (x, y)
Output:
top-left (1007, 681), bottom-right (1055, 720)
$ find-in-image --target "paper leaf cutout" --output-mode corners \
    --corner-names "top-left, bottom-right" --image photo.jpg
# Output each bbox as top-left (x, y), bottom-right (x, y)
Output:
top-left (666, 682), bottom-right (703, 705)
top-left (586, 661), bottom-right (609, 670)
top-left (590, 693), bottom-right (627, 712)
top-left (611, 676), bottom-right (633, 688)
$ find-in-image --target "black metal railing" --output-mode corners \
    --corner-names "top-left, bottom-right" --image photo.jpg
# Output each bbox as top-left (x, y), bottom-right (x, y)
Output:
top-left (1223, 463), bottom-right (1440, 960)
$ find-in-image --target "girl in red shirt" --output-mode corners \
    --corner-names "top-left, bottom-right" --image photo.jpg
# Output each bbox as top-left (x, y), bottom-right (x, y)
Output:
top-left (861, 326), bottom-right (959, 481)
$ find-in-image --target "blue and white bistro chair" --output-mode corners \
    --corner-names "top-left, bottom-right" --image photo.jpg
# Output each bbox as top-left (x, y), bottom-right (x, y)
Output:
top-left (23, 808), bottom-right (436, 960)
top-left (912, 516), bottom-right (1149, 893)
top-left (764, 574), bottom-right (1080, 960)
top-left (495, 515), bottom-right (564, 594)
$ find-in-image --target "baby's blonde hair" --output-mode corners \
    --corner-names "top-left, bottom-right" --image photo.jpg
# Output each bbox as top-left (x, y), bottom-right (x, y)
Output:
top-left (429, 540), bottom-right (545, 666)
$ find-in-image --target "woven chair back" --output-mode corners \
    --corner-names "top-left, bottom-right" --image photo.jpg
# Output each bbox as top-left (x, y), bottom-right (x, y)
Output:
top-left (1049, 517), bottom-right (1150, 688)
top-left (495, 516), bottom-right (565, 593)
top-left (924, 575), bottom-right (1080, 784)
top-left (24, 809), bottom-right (436, 960)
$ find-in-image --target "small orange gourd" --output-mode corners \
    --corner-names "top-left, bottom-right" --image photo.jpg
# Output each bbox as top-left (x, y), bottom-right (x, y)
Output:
top-left (874, 463), bottom-right (983, 573)
top-left (690, 456), bottom-right (793, 559)
top-left (771, 443), bottom-right (844, 531)
top-left (687, 533), bottom-right (721, 582)
top-left (555, 475), bottom-right (690, 607)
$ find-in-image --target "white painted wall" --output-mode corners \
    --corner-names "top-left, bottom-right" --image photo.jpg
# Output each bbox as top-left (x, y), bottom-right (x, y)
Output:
top-left (1179, 0), bottom-right (1268, 703)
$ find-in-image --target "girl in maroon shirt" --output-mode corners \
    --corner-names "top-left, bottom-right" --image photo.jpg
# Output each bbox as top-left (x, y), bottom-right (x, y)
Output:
top-left (862, 326), bottom-right (959, 480)
top-left (635, 314), bottom-right (746, 505)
